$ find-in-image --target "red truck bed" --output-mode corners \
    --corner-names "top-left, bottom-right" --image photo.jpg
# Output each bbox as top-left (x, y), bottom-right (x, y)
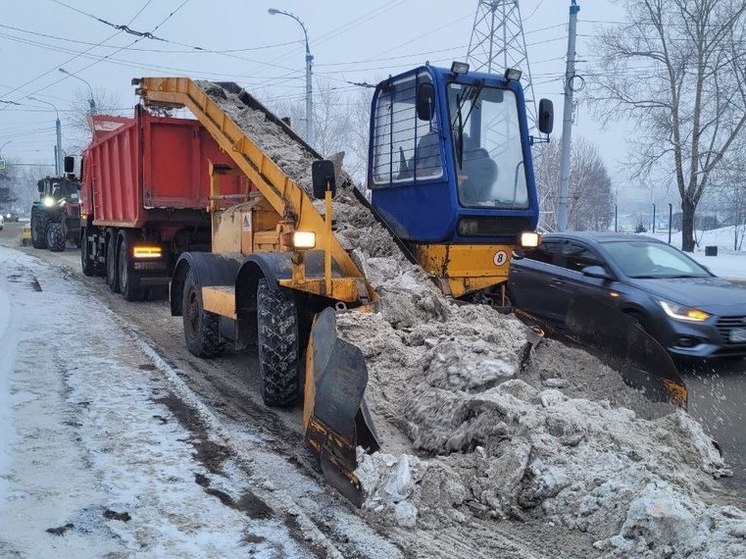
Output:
top-left (82, 106), bottom-right (243, 228)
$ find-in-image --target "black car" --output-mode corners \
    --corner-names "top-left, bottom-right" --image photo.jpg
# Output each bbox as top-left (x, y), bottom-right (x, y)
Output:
top-left (508, 232), bottom-right (746, 358)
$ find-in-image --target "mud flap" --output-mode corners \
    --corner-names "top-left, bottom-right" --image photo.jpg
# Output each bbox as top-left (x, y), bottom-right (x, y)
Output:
top-left (304, 307), bottom-right (380, 506)
top-left (564, 296), bottom-right (688, 408)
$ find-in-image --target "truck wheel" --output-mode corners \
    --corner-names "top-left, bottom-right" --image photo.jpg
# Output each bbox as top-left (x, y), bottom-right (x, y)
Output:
top-left (256, 279), bottom-right (300, 407)
top-left (182, 269), bottom-right (224, 358)
top-left (106, 231), bottom-right (120, 293)
top-left (46, 222), bottom-right (66, 252)
top-left (80, 228), bottom-right (95, 276)
top-left (118, 234), bottom-right (145, 302)
top-left (30, 208), bottom-right (48, 249)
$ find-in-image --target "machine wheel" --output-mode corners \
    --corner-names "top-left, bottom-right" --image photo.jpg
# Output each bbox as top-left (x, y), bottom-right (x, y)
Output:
top-left (46, 221), bottom-right (66, 252)
top-left (106, 231), bottom-right (120, 293)
top-left (80, 228), bottom-right (96, 277)
top-left (256, 278), bottom-right (300, 407)
top-left (30, 208), bottom-right (48, 249)
top-left (182, 269), bottom-right (224, 358)
top-left (118, 234), bottom-right (145, 302)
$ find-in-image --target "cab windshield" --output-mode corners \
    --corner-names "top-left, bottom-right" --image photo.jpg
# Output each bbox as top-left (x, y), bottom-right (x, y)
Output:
top-left (447, 83), bottom-right (528, 209)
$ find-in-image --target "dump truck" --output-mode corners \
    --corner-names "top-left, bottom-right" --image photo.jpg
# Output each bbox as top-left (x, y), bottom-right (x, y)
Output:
top-left (30, 156), bottom-right (81, 252)
top-left (132, 65), bottom-right (687, 504)
top-left (79, 107), bottom-right (245, 300)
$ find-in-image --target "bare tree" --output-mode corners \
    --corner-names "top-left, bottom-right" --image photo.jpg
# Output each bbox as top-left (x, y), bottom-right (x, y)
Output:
top-left (65, 87), bottom-right (123, 155)
top-left (591, 0), bottom-right (746, 251)
top-left (535, 137), bottom-right (614, 231)
top-left (263, 81), bottom-right (373, 185)
top-left (707, 143), bottom-right (746, 249)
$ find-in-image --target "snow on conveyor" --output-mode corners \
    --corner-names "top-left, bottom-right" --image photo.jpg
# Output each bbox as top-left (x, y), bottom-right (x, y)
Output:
top-left (196, 80), bottom-right (746, 559)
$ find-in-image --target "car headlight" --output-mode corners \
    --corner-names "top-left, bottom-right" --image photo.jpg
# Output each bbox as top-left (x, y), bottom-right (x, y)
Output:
top-left (42, 196), bottom-right (55, 207)
top-left (659, 301), bottom-right (710, 322)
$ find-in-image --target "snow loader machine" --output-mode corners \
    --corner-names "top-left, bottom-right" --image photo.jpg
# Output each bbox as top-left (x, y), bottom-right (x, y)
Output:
top-left (134, 63), bottom-right (686, 505)
top-left (30, 156), bottom-right (81, 252)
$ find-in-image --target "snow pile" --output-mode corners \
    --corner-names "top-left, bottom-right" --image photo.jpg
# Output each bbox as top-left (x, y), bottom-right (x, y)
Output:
top-left (200, 81), bottom-right (745, 557)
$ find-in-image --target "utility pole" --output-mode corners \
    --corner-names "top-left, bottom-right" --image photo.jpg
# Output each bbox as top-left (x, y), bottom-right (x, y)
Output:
top-left (268, 9), bottom-right (314, 145)
top-left (556, 0), bottom-right (580, 232)
top-left (29, 97), bottom-right (62, 175)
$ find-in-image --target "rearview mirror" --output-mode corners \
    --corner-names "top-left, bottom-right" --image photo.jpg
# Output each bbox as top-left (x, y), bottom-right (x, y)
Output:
top-left (582, 265), bottom-right (613, 280)
top-left (311, 160), bottom-right (336, 200)
top-left (416, 82), bottom-right (435, 121)
top-left (538, 98), bottom-right (554, 134)
top-left (64, 156), bottom-right (75, 174)
top-left (37, 181), bottom-right (44, 194)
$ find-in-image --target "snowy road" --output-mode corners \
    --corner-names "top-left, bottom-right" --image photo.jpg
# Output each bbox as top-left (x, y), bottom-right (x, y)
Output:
top-left (0, 227), bottom-right (564, 557)
top-left (2, 222), bottom-right (746, 558)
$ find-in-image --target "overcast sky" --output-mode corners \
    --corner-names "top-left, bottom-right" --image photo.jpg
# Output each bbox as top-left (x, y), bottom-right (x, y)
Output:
top-left (2, 0), bottom-right (669, 205)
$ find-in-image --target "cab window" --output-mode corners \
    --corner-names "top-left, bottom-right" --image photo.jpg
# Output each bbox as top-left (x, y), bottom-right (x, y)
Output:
top-left (370, 72), bottom-right (444, 187)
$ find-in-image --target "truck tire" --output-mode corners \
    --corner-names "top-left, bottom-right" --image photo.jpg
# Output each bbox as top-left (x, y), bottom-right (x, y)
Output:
top-left (256, 278), bottom-right (300, 407)
top-left (46, 222), bottom-right (66, 252)
top-left (118, 234), bottom-right (145, 301)
top-left (80, 228), bottom-right (95, 277)
top-left (182, 269), bottom-right (224, 358)
top-left (106, 231), bottom-right (120, 293)
top-left (30, 208), bottom-right (48, 249)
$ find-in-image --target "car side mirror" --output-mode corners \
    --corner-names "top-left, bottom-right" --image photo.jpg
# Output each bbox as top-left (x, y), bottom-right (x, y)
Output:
top-left (311, 160), bottom-right (336, 200)
top-left (582, 265), bottom-right (613, 280)
top-left (538, 99), bottom-right (554, 134)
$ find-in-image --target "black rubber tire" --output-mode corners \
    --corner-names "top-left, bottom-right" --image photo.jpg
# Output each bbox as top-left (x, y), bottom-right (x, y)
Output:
top-left (118, 234), bottom-right (145, 302)
top-left (256, 278), bottom-right (300, 407)
top-left (46, 221), bottom-right (66, 252)
top-left (182, 269), bottom-right (225, 358)
top-left (106, 231), bottom-right (120, 293)
top-left (30, 207), bottom-right (48, 249)
top-left (80, 228), bottom-right (96, 277)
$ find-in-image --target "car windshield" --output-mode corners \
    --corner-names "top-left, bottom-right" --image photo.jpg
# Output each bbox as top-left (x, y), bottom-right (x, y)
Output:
top-left (602, 240), bottom-right (711, 279)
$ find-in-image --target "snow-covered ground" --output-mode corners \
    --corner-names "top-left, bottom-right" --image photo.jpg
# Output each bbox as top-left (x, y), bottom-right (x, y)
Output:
top-left (0, 246), bottom-right (318, 558)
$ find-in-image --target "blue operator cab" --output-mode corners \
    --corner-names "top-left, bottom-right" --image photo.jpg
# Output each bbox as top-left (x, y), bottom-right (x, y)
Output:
top-left (367, 62), bottom-right (553, 247)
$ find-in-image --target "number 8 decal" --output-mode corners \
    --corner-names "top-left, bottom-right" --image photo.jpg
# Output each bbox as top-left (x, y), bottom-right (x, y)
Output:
top-left (493, 250), bottom-right (507, 266)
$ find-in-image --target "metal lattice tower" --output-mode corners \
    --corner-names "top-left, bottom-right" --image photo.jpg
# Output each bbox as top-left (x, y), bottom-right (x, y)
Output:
top-left (466, 0), bottom-right (537, 128)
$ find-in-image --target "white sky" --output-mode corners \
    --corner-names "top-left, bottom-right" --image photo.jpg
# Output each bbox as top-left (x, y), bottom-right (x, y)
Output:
top-left (0, 0), bottom-right (668, 203)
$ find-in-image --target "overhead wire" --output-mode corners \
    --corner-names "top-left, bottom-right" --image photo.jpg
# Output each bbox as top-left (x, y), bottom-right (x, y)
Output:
top-left (0, 0), bottom-right (155, 106)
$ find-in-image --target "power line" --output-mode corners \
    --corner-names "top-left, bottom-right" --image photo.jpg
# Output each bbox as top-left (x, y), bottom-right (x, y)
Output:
top-left (0, 0), bottom-right (155, 106)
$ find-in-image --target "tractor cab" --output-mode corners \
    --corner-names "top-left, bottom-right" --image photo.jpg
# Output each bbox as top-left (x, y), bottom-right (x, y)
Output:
top-left (368, 62), bottom-right (552, 245)
top-left (37, 157), bottom-right (80, 208)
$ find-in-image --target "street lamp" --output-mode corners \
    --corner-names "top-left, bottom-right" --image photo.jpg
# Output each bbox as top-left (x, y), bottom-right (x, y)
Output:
top-left (29, 97), bottom-right (63, 175)
top-left (268, 8), bottom-right (314, 145)
top-left (59, 68), bottom-right (96, 115)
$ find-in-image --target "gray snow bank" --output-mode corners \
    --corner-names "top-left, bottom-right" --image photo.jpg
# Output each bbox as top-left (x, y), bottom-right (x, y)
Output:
top-left (199, 80), bottom-right (744, 557)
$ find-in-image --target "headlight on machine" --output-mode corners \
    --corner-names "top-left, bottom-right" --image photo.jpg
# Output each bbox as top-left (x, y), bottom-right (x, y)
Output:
top-left (659, 301), bottom-right (710, 322)
top-left (292, 231), bottom-right (316, 249)
top-left (42, 196), bottom-right (55, 207)
top-left (519, 231), bottom-right (541, 248)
